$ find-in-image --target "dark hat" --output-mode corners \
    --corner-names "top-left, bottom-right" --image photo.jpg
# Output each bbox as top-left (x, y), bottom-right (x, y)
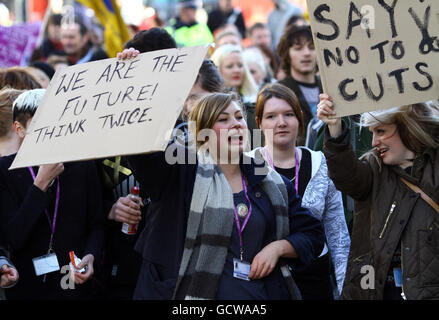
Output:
top-left (30, 61), bottom-right (55, 80)
top-left (178, 0), bottom-right (199, 9)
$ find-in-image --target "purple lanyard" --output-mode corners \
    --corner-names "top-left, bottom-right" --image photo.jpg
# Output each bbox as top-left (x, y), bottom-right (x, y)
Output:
top-left (265, 147), bottom-right (299, 192)
top-left (233, 173), bottom-right (253, 261)
top-left (28, 167), bottom-right (60, 251)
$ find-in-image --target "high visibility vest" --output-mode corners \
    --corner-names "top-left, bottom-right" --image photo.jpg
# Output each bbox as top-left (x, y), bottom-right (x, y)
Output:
top-left (165, 20), bottom-right (214, 47)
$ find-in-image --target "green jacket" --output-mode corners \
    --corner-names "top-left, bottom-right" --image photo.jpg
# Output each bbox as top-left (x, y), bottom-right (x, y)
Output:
top-left (165, 19), bottom-right (213, 48)
top-left (324, 123), bottom-right (439, 300)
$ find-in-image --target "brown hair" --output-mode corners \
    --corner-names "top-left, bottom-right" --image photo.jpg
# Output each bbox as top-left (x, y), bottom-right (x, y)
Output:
top-left (188, 92), bottom-right (243, 149)
top-left (0, 67), bottom-right (42, 90)
top-left (0, 88), bottom-right (23, 138)
top-left (276, 25), bottom-right (313, 75)
top-left (255, 83), bottom-right (304, 136)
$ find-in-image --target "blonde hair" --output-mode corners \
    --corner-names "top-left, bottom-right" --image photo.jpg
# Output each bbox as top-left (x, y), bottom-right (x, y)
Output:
top-left (360, 101), bottom-right (439, 156)
top-left (242, 47), bottom-right (267, 86)
top-left (188, 92), bottom-right (243, 149)
top-left (210, 44), bottom-right (258, 103)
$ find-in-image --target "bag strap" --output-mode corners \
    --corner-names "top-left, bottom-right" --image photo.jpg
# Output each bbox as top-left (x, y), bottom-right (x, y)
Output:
top-left (400, 177), bottom-right (439, 214)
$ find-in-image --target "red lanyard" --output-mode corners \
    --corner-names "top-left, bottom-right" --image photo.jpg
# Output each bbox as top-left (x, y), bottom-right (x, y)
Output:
top-left (265, 147), bottom-right (299, 191)
top-left (28, 167), bottom-right (60, 252)
top-left (233, 173), bottom-right (252, 261)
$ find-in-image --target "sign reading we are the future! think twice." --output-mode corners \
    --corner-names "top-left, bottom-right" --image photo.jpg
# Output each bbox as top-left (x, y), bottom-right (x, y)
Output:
top-left (307, 0), bottom-right (439, 117)
top-left (10, 45), bottom-right (209, 169)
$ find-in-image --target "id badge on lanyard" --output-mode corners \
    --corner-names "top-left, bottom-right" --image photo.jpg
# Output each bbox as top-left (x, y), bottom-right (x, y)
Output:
top-left (232, 173), bottom-right (253, 281)
top-left (33, 253), bottom-right (60, 276)
top-left (28, 167), bottom-right (61, 280)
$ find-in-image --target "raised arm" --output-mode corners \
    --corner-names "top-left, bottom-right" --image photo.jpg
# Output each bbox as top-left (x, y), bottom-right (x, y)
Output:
top-left (317, 94), bottom-right (373, 200)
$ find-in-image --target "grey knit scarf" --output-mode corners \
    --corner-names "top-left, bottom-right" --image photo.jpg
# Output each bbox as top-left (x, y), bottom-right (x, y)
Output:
top-left (172, 150), bottom-right (302, 300)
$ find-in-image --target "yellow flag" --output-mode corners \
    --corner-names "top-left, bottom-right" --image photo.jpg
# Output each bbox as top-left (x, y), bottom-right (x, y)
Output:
top-left (77, 0), bottom-right (130, 57)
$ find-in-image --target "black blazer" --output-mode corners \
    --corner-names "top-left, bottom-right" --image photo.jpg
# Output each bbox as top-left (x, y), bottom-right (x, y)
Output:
top-left (0, 154), bottom-right (105, 300)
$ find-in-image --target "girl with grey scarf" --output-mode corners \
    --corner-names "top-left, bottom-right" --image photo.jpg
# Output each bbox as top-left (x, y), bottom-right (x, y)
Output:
top-left (128, 92), bottom-right (324, 300)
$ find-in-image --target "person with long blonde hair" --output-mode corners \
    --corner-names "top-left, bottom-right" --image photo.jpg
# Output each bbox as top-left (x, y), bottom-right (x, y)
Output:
top-left (210, 44), bottom-right (259, 104)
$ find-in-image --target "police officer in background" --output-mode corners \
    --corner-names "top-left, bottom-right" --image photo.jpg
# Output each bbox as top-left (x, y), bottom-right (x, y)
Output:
top-left (165, 0), bottom-right (214, 47)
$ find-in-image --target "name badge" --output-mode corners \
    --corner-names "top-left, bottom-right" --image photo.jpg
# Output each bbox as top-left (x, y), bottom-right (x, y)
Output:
top-left (393, 268), bottom-right (402, 287)
top-left (233, 258), bottom-right (251, 281)
top-left (32, 253), bottom-right (60, 276)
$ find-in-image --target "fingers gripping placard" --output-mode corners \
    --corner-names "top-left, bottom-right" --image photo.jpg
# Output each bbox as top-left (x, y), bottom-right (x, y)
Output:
top-left (10, 45), bottom-right (209, 169)
top-left (307, 0), bottom-right (439, 117)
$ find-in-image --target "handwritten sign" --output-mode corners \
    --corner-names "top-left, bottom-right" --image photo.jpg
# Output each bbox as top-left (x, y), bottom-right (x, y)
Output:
top-left (0, 22), bottom-right (41, 67)
top-left (10, 45), bottom-right (209, 169)
top-left (307, 0), bottom-right (439, 117)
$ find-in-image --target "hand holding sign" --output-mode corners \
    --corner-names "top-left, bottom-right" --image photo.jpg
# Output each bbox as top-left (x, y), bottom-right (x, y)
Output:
top-left (317, 94), bottom-right (342, 138)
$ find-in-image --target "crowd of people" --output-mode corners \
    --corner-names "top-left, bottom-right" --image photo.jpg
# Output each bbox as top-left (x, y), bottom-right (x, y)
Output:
top-left (0, 0), bottom-right (438, 301)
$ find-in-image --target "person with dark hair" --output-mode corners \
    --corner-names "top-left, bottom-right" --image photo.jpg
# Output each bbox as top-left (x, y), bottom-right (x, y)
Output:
top-left (277, 24), bottom-right (322, 147)
top-left (165, 0), bottom-right (213, 48)
top-left (124, 28), bottom-right (177, 54)
top-left (0, 67), bottom-right (42, 90)
top-left (0, 89), bottom-right (105, 300)
top-left (26, 63), bottom-right (55, 89)
top-left (207, 0), bottom-right (246, 39)
top-left (127, 91), bottom-right (324, 300)
top-left (40, 14), bottom-right (64, 59)
top-left (60, 17), bottom-right (108, 65)
top-left (285, 15), bottom-right (308, 30)
top-left (29, 62), bottom-right (55, 80)
top-left (247, 23), bottom-right (272, 51)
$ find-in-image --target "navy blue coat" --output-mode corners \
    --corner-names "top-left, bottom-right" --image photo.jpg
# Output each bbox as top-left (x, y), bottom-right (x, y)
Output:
top-left (128, 146), bottom-right (324, 299)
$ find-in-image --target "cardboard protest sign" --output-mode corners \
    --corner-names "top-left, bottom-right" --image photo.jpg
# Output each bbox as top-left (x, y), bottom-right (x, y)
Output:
top-left (307, 0), bottom-right (439, 117)
top-left (10, 45), bottom-right (209, 169)
top-left (0, 22), bottom-right (41, 67)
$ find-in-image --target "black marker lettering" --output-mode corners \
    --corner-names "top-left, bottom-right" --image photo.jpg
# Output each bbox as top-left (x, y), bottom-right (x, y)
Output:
top-left (371, 40), bottom-right (389, 64)
top-left (339, 78), bottom-right (358, 101)
top-left (56, 73), bottom-right (74, 96)
top-left (323, 48), bottom-right (343, 67)
top-left (96, 64), bottom-right (111, 85)
top-left (71, 70), bottom-right (87, 91)
top-left (378, 0), bottom-right (399, 38)
top-left (124, 59), bottom-right (139, 79)
top-left (138, 107), bottom-right (152, 123)
top-left (391, 41), bottom-right (405, 59)
top-left (121, 86), bottom-right (134, 103)
top-left (314, 4), bottom-right (340, 41)
top-left (92, 92), bottom-right (109, 111)
top-left (170, 54), bottom-right (187, 72)
top-left (362, 73), bottom-right (384, 101)
top-left (388, 67), bottom-right (409, 93)
top-left (110, 61), bottom-right (126, 82)
top-left (346, 46), bottom-right (360, 64)
top-left (347, 1), bottom-right (371, 40)
top-left (59, 96), bottom-right (81, 121)
top-left (413, 62), bottom-right (433, 91)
